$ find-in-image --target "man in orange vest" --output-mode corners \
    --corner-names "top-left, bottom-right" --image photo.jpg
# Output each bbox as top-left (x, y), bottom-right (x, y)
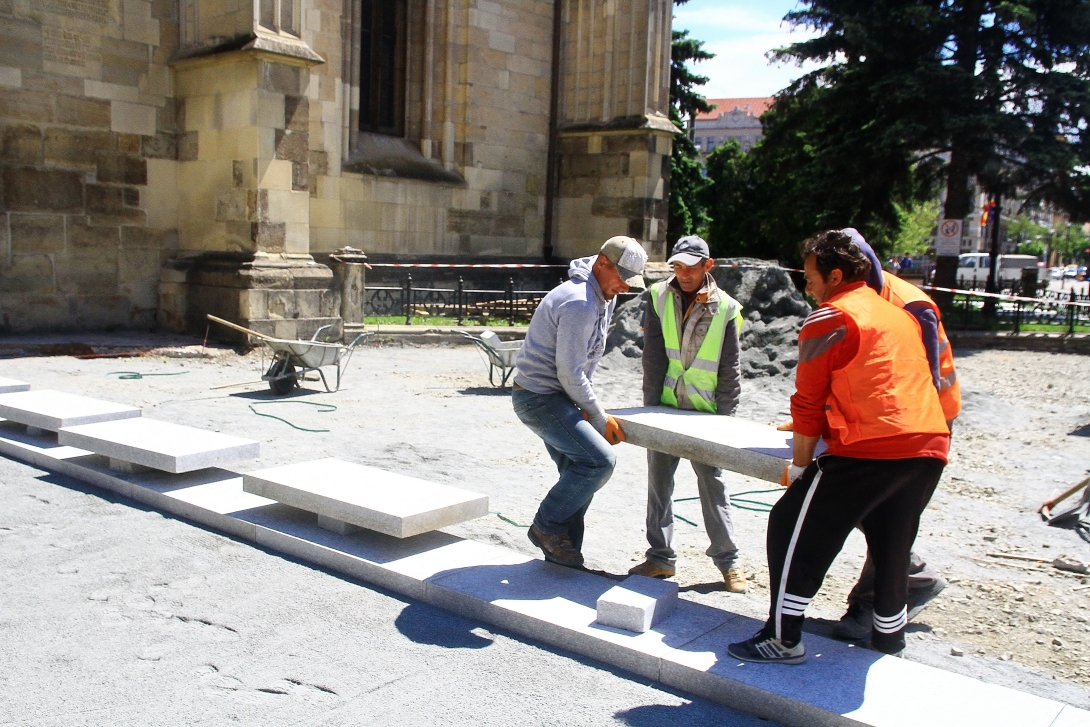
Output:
top-left (728, 230), bottom-right (950, 664)
top-left (827, 228), bottom-right (960, 641)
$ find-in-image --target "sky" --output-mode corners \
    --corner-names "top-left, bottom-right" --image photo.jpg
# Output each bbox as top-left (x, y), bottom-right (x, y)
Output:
top-left (672, 0), bottom-right (822, 99)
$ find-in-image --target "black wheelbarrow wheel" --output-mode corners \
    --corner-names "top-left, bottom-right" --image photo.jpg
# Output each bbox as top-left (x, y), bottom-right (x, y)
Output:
top-left (267, 357), bottom-right (298, 395)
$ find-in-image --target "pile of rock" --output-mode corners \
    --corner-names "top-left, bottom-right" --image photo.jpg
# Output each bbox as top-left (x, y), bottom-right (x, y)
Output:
top-left (605, 258), bottom-right (812, 378)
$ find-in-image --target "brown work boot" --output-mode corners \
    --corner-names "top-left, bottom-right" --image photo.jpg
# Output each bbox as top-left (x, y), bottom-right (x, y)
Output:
top-left (527, 524), bottom-right (584, 568)
top-left (723, 568), bottom-right (748, 593)
top-left (627, 560), bottom-right (676, 579)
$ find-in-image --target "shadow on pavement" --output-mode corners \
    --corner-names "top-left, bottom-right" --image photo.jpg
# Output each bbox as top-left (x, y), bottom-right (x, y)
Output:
top-left (458, 386), bottom-right (512, 397)
top-left (395, 602), bottom-right (493, 649)
top-left (614, 701), bottom-right (782, 727)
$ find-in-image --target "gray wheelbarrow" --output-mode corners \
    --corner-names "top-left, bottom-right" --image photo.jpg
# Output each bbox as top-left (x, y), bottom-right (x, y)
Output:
top-left (457, 329), bottom-right (523, 387)
top-left (207, 315), bottom-right (372, 394)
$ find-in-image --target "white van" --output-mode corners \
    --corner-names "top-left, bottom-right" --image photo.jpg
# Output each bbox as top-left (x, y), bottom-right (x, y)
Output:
top-left (956, 253), bottom-right (1044, 284)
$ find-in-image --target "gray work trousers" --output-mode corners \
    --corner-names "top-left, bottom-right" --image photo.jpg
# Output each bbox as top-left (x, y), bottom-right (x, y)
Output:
top-left (644, 449), bottom-right (739, 571)
top-left (846, 550), bottom-right (943, 610)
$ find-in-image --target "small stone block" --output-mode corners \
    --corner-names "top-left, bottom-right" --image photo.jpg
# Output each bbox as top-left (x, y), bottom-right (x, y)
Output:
top-left (0, 390), bottom-right (141, 431)
top-left (317, 514), bottom-right (361, 535)
top-left (109, 457), bottom-right (150, 474)
top-left (596, 575), bottom-right (678, 633)
top-left (0, 377), bottom-right (30, 393)
top-left (58, 418), bottom-right (259, 474)
top-left (242, 458), bottom-right (489, 538)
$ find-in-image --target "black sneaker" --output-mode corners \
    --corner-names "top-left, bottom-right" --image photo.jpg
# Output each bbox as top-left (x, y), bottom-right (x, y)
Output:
top-left (831, 602), bottom-right (873, 641)
top-left (907, 576), bottom-right (948, 620)
top-left (727, 631), bottom-right (808, 665)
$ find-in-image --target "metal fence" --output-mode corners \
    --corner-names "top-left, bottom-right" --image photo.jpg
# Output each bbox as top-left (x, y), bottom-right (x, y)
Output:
top-left (365, 275), bottom-right (556, 325)
top-left (926, 283), bottom-right (1090, 333)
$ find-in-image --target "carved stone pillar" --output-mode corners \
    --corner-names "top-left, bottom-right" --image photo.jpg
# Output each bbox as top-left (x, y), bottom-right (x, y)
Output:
top-left (159, 0), bottom-right (341, 341)
top-left (551, 0), bottom-right (674, 262)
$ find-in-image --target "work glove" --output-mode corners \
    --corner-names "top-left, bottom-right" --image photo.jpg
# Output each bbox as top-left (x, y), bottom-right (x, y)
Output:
top-left (604, 415), bottom-right (626, 446)
top-left (581, 411), bottom-right (626, 445)
top-left (779, 463), bottom-right (807, 487)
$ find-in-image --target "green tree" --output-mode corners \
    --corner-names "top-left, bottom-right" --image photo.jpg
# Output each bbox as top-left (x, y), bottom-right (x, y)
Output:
top-left (891, 199), bottom-right (941, 257)
top-left (667, 26), bottom-right (714, 244)
top-left (702, 1), bottom-right (1090, 268)
top-left (777, 0), bottom-right (1090, 290)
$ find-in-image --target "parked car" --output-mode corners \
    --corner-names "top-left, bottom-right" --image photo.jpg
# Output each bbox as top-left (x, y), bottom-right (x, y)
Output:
top-left (1065, 264), bottom-right (1079, 279)
top-left (956, 253), bottom-right (1045, 284)
top-left (1051, 266), bottom-right (1066, 279)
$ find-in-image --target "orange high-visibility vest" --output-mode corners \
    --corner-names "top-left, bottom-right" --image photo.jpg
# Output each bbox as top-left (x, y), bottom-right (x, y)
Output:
top-left (823, 285), bottom-right (949, 446)
top-left (881, 274), bottom-right (962, 421)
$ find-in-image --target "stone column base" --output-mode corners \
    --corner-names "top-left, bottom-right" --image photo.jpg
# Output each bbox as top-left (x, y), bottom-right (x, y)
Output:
top-left (159, 254), bottom-right (342, 342)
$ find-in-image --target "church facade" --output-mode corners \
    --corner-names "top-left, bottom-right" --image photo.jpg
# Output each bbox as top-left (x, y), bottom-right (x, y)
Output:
top-left (0, 0), bottom-right (674, 336)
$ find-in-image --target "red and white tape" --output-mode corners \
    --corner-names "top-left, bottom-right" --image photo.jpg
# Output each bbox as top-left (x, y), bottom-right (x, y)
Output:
top-left (921, 285), bottom-right (1090, 308)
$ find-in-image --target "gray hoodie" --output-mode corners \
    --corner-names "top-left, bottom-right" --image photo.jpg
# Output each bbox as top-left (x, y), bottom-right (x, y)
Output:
top-left (513, 255), bottom-right (613, 432)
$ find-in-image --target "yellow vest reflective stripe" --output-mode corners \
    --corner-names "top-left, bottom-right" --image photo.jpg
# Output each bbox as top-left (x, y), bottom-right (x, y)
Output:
top-left (650, 281), bottom-right (743, 413)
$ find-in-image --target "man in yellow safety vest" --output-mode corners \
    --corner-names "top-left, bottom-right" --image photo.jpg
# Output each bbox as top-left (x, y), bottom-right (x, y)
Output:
top-left (630, 236), bottom-right (748, 592)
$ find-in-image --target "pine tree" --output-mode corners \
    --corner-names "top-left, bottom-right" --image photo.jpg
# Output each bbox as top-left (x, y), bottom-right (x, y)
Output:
top-left (778, 0), bottom-right (1090, 286)
top-left (704, 0), bottom-right (1090, 269)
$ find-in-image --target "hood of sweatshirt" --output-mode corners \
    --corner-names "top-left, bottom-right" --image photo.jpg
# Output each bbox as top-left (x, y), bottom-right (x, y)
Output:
top-left (568, 255), bottom-right (595, 282)
top-left (841, 227), bottom-right (885, 293)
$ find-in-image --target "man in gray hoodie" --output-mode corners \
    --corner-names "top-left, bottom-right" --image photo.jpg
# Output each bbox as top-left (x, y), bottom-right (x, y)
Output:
top-left (512, 236), bottom-right (648, 567)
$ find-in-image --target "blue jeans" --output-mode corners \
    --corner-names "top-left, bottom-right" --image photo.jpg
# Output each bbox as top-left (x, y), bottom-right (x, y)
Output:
top-left (512, 388), bottom-right (616, 550)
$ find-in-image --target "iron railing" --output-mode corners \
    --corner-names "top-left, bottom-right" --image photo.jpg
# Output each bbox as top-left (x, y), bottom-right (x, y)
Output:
top-left (926, 284), bottom-right (1090, 333)
top-left (365, 276), bottom-right (556, 325)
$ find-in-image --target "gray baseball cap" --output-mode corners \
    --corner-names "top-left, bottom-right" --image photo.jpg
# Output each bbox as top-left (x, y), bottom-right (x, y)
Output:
top-left (599, 236), bottom-right (648, 281)
top-left (667, 235), bottom-right (710, 267)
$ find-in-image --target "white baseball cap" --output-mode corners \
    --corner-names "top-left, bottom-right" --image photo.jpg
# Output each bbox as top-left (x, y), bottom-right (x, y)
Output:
top-left (599, 236), bottom-right (648, 280)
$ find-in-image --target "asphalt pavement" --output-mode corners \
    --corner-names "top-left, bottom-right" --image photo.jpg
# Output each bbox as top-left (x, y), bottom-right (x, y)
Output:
top-left (0, 447), bottom-right (779, 727)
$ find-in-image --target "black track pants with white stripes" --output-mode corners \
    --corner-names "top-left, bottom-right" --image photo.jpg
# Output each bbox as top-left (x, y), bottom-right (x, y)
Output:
top-left (764, 455), bottom-right (945, 654)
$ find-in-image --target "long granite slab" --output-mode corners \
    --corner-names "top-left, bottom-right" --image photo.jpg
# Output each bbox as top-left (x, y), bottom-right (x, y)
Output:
top-left (0, 424), bottom-right (1086, 727)
top-left (0, 390), bottom-right (140, 431)
top-left (58, 418), bottom-right (260, 473)
top-left (0, 377), bottom-right (30, 393)
top-left (242, 458), bottom-right (489, 538)
top-left (608, 406), bottom-right (792, 483)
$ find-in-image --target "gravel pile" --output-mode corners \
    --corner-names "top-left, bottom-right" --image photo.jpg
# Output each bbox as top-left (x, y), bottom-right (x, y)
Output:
top-left (605, 258), bottom-right (812, 378)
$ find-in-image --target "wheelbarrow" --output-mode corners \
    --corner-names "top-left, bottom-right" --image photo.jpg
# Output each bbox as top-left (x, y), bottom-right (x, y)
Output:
top-left (457, 329), bottom-right (523, 387)
top-left (207, 315), bottom-right (372, 394)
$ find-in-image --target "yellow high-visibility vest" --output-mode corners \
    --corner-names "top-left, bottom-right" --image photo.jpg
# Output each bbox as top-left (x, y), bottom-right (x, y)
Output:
top-left (650, 281), bottom-right (742, 413)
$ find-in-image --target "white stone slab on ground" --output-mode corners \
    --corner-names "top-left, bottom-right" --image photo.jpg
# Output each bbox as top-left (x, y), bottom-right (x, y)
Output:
top-left (57, 418), bottom-right (259, 473)
top-left (0, 377), bottom-right (30, 393)
top-left (242, 458), bottom-right (489, 538)
top-left (596, 575), bottom-right (678, 633)
top-left (0, 390), bottom-right (140, 431)
top-left (609, 406), bottom-right (792, 483)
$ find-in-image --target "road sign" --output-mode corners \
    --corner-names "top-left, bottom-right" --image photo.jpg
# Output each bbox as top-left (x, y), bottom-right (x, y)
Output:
top-left (936, 219), bottom-right (962, 256)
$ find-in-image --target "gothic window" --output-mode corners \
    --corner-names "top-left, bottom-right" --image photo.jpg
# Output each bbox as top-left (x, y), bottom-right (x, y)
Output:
top-left (359, 0), bottom-right (406, 135)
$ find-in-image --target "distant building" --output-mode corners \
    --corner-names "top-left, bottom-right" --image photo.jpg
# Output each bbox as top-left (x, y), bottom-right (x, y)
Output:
top-left (693, 97), bottom-right (772, 159)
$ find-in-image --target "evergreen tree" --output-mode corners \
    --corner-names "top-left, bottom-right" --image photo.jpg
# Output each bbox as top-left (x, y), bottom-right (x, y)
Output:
top-left (704, 0), bottom-right (1090, 268)
top-left (777, 0), bottom-right (1090, 283)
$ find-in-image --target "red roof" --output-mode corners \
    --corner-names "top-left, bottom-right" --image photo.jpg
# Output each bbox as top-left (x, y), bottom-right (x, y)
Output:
top-left (696, 97), bottom-right (773, 121)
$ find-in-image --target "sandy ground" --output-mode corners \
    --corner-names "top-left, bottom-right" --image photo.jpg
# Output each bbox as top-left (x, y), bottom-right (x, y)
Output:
top-left (1, 336), bottom-right (1089, 713)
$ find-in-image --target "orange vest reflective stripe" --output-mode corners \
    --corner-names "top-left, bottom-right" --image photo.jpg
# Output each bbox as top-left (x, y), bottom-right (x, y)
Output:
top-left (881, 274), bottom-right (962, 421)
top-left (824, 285), bottom-right (949, 446)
